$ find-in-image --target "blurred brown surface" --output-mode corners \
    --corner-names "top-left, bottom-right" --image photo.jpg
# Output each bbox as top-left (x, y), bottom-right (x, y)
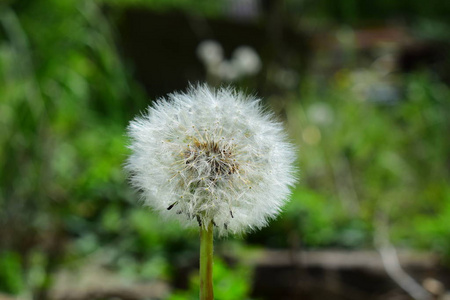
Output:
top-left (250, 250), bottom-right (448, 300)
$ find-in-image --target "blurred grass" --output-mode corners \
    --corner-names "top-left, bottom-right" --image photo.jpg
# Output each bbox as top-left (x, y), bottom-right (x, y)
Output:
top-left (1, 0), bottom-right (450, 298)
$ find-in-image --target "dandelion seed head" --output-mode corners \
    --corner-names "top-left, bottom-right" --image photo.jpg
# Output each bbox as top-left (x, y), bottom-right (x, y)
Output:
top-left (126, 84), bottom-right (297, 236)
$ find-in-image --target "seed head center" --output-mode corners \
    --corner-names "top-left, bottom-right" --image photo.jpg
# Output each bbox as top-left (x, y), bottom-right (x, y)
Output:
top-left (184, 140), bottom-right (238, 180)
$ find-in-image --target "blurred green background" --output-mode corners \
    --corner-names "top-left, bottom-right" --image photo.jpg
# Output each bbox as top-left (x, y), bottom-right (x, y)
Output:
top-left (1, 0), bottom-right (449, 299)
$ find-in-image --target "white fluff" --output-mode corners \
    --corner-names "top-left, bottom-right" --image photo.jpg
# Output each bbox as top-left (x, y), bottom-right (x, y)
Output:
top-left (126, 84), bottom-right (297, 236)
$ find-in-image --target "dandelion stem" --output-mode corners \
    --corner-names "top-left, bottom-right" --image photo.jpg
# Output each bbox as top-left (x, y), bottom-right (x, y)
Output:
top-left (200, 221), bottom-right (214, 300)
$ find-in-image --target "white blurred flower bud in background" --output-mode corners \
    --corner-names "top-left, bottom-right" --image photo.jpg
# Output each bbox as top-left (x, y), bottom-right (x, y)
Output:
top-left (196, 40), bottom-right (224, 67)
top-left (196, 40), bottom-right (261, 82)
top-left (307, 102), bottom-right (334, 126)
top-left (217, 61), bottom-right (240, 81)
top-left (231, 46), bottom-right (261, 76)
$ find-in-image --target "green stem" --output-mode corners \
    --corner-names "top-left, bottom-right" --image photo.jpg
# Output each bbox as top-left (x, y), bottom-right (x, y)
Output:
top-left (200, 221), bottom-right (214, 300)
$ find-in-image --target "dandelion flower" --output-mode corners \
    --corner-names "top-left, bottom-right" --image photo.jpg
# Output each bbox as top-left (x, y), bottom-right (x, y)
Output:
top-left (126, 84), bottom-right (296, 236)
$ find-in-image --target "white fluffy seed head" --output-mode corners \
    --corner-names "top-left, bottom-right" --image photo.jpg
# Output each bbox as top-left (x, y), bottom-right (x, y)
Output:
top-left (126, 84), bottom-right (297, 236)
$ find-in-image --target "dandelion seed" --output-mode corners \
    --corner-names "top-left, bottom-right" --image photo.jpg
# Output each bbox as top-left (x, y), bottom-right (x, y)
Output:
top-left (167, 202), bottom-right (177, 210)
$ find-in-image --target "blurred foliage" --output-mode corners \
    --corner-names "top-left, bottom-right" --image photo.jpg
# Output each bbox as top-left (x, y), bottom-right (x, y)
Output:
top-left (102, 0), bottom-right (224, 16)
top-left (287, 0), bottom-right (450, 27)
top-left (0, 0), bottom-right (145, 295)
top-left (288, 73), bottom-right (449, 250)
top-left (0, 252), bottom-right (24, 294)
top-left (1, 0), bottom-right (450, 299)
top-left (167, 258), bottom-right (253, 300)
top-left (249, 73), bottom-right (450, 253)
